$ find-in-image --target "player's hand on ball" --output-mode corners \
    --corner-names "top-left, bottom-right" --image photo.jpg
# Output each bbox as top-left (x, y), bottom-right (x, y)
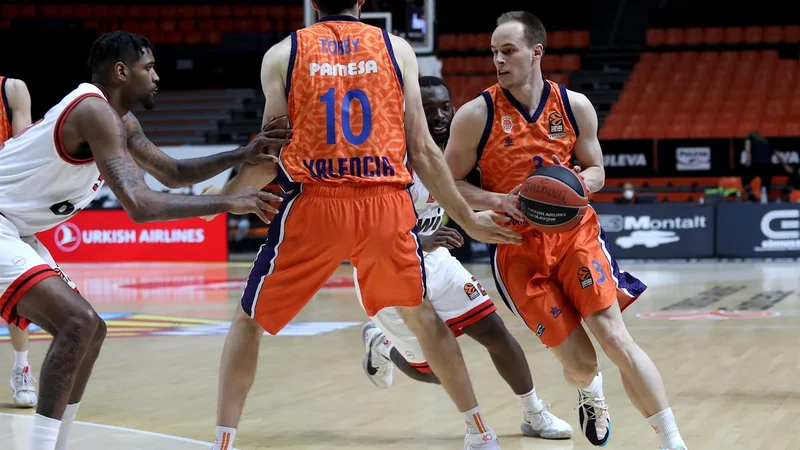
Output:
top-left (501, 184), bottom-right (526, 223)
top-left (462, 210), bottom-right (523, 245)
top-left (243, 116), bottom-right (292, 165)
top-left (552, 154), bottom-right (581, 175)
top-left (420, 226), bottom-right (464, 252)
top-left (226, 186), bottom-right (283, 224)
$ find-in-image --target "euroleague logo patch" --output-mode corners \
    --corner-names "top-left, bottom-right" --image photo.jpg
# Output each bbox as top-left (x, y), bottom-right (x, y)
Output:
top-left (548, 111), bottom-right (566, 139)
top-left (464, 283), bottom-right (481, 301)
top-left (578, 266), bottom-right (593, 289)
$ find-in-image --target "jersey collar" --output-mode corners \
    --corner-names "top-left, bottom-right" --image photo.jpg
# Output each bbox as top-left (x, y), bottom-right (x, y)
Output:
top-left (317, 14), bottom-right (360, 23)
top-left (501, 78), bottom-right (551, 124)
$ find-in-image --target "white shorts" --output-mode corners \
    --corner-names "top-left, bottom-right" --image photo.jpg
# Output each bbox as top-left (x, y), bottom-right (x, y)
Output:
top-left (357, 246), bottom-right (496, 374)
top-left (0, 215), bottom-right (76, 329)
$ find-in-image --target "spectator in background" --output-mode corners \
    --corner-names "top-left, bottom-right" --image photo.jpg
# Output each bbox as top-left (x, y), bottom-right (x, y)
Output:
top-left (614, 182), bottom-right (640, 204)
top-left (740, 131), bottom-right (775, 202)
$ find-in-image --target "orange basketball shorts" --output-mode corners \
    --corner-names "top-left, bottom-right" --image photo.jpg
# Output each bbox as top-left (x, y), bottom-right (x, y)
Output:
top-left (490, 208), bottom-right (647, 347)
top-left (241, 183), bottom-right (426, 335)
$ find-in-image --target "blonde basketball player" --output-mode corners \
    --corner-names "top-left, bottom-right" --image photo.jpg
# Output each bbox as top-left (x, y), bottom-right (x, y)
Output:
top-left (445, 11), bottom-right (688, 450)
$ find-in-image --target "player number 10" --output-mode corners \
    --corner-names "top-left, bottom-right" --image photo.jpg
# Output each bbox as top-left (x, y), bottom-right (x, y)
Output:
top-left (320, 88), bottom-right (372, 145)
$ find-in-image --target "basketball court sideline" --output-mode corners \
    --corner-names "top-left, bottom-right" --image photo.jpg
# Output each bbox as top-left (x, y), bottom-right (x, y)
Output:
top-left (2, 260), bottom-right (799, 449)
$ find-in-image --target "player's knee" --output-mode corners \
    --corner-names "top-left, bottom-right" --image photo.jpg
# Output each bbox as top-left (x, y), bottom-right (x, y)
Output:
top-left (233, 308), bottom-right (263, 339)
top-left (93, 317), bottom-right (107, 344)
top-left (462, 313), bottom-right (511, 349)
top-left (563, 358), bottom-right (599, 386)
top-left (62, 308), bottom-right (102, 344)
top-left (595, 326), bottom-right (635, 365)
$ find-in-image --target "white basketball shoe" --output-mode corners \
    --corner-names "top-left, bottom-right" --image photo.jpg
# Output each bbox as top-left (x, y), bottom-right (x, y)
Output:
top-left (10, 365), bottom-right (37, 408)
top-left (361, 322), bottom-right (393, 388)
top-left (464, 427), bottom-right (500, 449)
top-left (520, 401), bottom-right (574, 439)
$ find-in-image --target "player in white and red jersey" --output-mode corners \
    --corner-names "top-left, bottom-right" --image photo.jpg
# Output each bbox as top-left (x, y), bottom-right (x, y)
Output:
top-left (359, 76), bottom-right (573, 440)
top-left (0, 31), bottom-right (290, 450)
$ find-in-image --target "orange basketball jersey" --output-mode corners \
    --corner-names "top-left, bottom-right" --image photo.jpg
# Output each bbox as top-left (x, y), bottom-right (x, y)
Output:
top-left (279, 15), bottom-right (410, 192)
top-left (0, 76), bottom-right (13, 144)
top-left (468, 79), bottom-right (580, 233)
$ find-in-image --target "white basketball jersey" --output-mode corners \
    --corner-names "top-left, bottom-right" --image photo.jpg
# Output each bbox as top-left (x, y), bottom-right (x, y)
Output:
top-left (0, 83), bottom-right (106, 236)
top-left (410, 172), bottom-right (444, 238)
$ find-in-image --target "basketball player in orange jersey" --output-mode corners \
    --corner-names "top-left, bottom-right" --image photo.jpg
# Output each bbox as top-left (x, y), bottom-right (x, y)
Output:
top-left (204, 2), bottom-right (521, 449)
top-left (0, 31), bottom-right (291, 450)
top-left (445, 12), bottom-right (688, 450)
top-left (360, 75), bottom-right (573, 441)
top-left (0, 75), bottom-right (39, 408)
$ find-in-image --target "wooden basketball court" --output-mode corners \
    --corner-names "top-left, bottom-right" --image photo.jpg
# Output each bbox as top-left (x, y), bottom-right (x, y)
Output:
top-left (1, 260), bottom-right (799, 449)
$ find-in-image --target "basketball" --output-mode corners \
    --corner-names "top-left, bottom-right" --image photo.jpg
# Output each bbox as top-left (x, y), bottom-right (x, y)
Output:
top-left (518, 165), bottom-right (589, 233)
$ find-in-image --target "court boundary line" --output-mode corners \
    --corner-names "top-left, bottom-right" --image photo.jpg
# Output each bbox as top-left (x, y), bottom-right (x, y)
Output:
top-left (0, 413), bottom-right (212, 446)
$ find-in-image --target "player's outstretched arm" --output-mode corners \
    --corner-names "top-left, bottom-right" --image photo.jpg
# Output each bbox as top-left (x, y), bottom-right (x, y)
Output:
top-left (74, 98), bottom-right (282, 224)
top-left (391, 34), bottom-right (520, 245)
top-left (565, 90), bottom-right (605, 194)
top-left (122, 113), bottom-right (290, 189)
top-left (4, 78), bottom-right (32, 134)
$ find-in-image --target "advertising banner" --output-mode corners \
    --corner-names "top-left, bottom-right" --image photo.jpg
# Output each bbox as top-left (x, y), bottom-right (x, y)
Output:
top-left (715, 203), bottom-right (800, 258)
top-left (656, 138), bottom-right (733, 177)
top-left (598, 139), bottom-right (655, 178)
top-left (36, 210), bottom-right (228, 263)
top-left (593, 203), bottom-right (715, 259)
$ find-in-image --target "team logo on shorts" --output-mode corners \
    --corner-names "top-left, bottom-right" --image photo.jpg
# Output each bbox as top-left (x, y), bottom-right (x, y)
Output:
top-left (536, 323), bottom-right (545, 337)
top-left (501, 116), bottom-right (514, 133)
top-left (577, 266), bottom-right (593, 289)
top-left (464, 283), bottom-right (481, 301)
top-left (550, 306), bottom-right (562, 318)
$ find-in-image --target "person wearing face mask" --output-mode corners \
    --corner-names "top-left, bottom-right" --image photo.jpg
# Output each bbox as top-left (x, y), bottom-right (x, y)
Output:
top-left (615, 182), bottom-right (638, 204)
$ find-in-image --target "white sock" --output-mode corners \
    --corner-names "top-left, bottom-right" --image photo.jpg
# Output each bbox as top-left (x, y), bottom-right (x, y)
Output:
top-left (375, 333), bottom-right (393, 360)
top-left (54, 402), bottom-right (80, 450)
top-left (463, 405), bottom-right (490, 435)
top-left (519, 387), bottom-right (544, 415)
top-left (647, 408), bottom-right (686, 449)
top-left (30, 414), bottom-right (60, 450)
top-left (14, 350), bottom-right (28, 368)
top-left (213, 426), bottom-right (237, 450)
top-left (581, 371), bottom-right (604, 395)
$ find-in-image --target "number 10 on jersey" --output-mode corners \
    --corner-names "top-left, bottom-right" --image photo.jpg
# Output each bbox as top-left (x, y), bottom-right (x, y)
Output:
top-left (320, 88), bottom-right (372, 145)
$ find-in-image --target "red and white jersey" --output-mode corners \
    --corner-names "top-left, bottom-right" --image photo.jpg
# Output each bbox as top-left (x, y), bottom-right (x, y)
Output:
top-left (0, 83), bottom-right (106, 236)
top-left (409, 172), bottom-right (443, 239)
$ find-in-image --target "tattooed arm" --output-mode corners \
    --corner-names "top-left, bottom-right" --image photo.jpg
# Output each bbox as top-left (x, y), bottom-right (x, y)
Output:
top-left (72, 98), bottom-right (281, 223)
top-left (122, 113), bottom-right (290, 189)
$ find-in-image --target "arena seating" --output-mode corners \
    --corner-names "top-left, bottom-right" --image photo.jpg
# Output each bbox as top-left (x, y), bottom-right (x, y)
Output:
top-left (601, 23), bottom-right (800, 140)
top-left (593, 176), bottom-right (791, 203)
top-left (134, 89), bottom-right (256, 146)
top-left (601, 49), bottom-right (800, 140)
top-left (0, 4), bottom-right (304, 44)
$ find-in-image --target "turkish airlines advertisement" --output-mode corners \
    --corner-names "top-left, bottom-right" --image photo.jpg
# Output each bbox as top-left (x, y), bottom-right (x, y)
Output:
top-left (36, 210), bottom-right (228, 263)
